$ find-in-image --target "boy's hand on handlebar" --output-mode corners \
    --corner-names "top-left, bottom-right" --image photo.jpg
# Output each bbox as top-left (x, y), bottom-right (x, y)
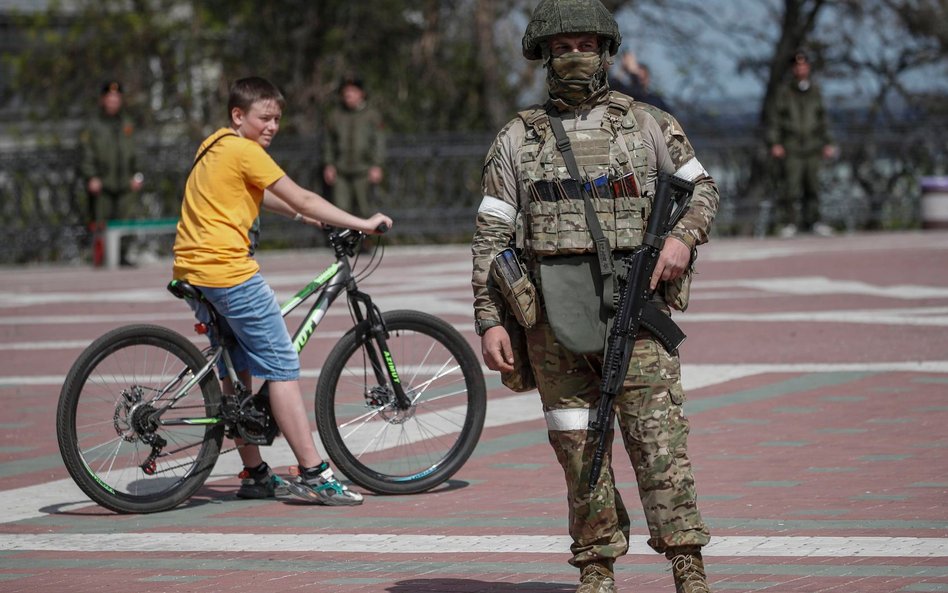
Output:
top-left (364, 213), bottom-right (392, 235)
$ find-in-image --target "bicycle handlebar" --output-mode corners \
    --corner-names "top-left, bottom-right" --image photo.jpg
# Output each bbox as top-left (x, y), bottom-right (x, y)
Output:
top-left (324, 223), bottom-right (387, 259)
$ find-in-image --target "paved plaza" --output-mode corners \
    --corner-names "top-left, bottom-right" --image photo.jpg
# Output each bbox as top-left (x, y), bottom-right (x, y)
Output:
top-left (0, 230), bottom-right (946, 592)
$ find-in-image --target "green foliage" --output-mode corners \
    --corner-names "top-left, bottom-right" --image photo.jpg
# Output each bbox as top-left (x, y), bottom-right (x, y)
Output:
top-left (3, 0), bottom-right (521, 139)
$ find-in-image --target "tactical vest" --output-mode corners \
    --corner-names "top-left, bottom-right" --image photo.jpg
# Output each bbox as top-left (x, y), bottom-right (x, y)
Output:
top-left (516, 92), bottom-right (651, 256)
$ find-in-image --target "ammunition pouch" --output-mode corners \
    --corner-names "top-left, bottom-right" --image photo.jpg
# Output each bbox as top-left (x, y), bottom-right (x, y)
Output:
top-left (490, 249), bottom-right (538, 328)
top-left (526, 194), bottom-right (649, 256)
top-left (487, 253), bottom-right (537, 392)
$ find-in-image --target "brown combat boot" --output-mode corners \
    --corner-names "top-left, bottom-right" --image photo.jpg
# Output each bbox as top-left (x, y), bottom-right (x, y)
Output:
top-left (576, 562), bottom-right (616, 593)
top-left (666, 547), bottom-right (710, 593)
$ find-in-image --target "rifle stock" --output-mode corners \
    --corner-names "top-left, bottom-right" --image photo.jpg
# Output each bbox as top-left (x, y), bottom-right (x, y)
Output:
top-left (587, 172), bottom-right (694, 491)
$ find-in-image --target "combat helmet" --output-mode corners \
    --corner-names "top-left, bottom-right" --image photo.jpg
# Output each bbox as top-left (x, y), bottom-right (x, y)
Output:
top-left (522, 0), bottom-right (621, 60)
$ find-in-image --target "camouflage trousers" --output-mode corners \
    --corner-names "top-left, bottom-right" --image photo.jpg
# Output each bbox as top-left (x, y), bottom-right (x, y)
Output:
top-left (524, 317), bottom-right (710, 567)
top-left (329, 172), bottom-right (374, 218)
top-left (776, 153), bottom-right (823, 228)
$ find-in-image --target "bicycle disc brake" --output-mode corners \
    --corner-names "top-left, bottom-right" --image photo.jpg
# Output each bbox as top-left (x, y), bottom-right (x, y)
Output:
top-left (113, 386), bottom-right (156, 442)
top-left (367, 385), bottom-right (416, 424)
top-left (113, 386), bottom-right (167, 475)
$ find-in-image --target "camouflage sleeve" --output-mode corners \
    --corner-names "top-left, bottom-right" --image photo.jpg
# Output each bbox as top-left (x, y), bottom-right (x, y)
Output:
top-left (816, 87), bottom-right (833, 146)
top-left (637, 105), bottom-right (719, 251)
top-left (471, 118), bottom-right (523, 328)
top-left (370, 108), bottom-right (386, 167)
top-left (764, 87), bottom-right (786, 147)
top-left (126, 119), bottom-right (138, 175)
top-left (321, 112), bottom-right (337, 166)
top-left (77, 126), bottom-right (97, 180)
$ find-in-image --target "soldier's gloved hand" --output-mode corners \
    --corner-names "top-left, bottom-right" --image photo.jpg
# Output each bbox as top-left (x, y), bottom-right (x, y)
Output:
top-left (481, 325), bottom-right (514, 373)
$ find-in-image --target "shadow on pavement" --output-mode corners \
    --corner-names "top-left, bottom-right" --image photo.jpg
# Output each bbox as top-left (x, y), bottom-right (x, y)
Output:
top-left (388, 579), bottom-right (573, 593)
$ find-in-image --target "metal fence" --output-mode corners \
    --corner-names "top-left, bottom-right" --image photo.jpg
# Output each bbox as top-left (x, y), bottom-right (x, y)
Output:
top-left (2, 118), bottom-right (946, 264)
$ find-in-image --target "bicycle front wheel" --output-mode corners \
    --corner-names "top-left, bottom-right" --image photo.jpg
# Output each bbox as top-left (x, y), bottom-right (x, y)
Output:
top-left (56, 324), bottom-right (224, 514)
top-left (316, 310), bottom-right (486, 494)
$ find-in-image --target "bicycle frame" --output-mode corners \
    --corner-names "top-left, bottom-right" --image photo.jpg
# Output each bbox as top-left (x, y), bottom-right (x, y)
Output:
top-left (277, 239), bottom-right (412, 410)
top-left (157, 231), bottom-right (412, 433)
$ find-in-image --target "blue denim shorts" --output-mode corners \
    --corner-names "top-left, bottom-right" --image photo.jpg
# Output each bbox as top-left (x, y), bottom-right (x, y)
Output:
top-left (187, 273), bottom-right (300, 381)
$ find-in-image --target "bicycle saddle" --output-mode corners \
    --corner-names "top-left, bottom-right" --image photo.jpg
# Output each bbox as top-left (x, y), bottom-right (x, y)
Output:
top-left (167, 280), bottom-right (204, 301)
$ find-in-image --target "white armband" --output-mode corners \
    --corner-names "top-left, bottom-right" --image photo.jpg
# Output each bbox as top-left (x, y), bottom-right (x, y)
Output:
top-left (477, 195), bottom-right (516, 224)
top-left (674, 157), bottom-right (708, 182)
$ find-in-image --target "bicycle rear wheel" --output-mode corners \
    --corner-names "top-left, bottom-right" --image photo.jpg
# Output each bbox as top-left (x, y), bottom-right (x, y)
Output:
top-left (316, 310), bottom-right (486, 494)
top-left (56, 324), bottom-right (224, 514)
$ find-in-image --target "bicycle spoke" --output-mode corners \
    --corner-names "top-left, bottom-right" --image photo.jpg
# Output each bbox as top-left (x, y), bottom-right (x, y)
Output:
top-left (58, 325), bottom-right (223, 513)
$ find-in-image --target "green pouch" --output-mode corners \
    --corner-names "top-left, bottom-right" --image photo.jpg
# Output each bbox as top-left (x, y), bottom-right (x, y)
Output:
top-left (538, 254), bottom-right (608, 354)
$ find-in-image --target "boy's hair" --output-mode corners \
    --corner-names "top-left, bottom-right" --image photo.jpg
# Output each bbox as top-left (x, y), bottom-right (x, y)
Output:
top-left (227, 77), bottom-right (286, 117)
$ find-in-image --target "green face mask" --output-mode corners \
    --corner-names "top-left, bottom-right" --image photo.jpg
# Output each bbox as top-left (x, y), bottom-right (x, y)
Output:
top-left (547, 51), bottom-right (606, 106)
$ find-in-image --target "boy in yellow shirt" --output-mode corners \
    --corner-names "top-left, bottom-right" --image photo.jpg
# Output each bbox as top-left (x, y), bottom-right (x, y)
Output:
top-left (173, 77), bottom-right (392, 505)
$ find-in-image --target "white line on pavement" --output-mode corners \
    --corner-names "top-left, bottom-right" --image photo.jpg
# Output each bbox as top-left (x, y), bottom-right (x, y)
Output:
top-left (5, 360), bottom-right (947, 388)
top-left (0, 533), bottom-right (945, 557)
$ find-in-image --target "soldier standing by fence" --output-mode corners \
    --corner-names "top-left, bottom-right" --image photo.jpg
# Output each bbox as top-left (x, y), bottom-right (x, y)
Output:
top-left (766, 51), bottom-right (836, 238)
top-left (321, 75), bottom-right (386, 218)
top-left (77, 81), bottom-right (144, 267)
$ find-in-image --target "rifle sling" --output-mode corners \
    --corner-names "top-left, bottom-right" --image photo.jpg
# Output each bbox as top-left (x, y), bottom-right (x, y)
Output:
top-left (546, 111), bottom-right (614, 279)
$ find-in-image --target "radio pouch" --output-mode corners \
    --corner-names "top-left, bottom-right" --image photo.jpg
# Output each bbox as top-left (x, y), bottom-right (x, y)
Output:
top-left (490, 248), bottom-right (538, 329)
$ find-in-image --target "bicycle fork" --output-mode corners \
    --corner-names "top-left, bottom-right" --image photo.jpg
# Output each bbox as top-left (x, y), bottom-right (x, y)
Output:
top-left (348, 290), bottom-right (413, 411)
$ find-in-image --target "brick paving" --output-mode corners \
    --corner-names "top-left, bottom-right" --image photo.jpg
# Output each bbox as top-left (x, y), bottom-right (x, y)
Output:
top-left (0, 230), bottom-right (946, 592)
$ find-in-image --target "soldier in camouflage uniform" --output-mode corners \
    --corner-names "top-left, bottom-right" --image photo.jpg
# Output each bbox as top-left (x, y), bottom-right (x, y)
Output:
top-left (78, 81), bottom-right (144, 266)
top-left (766, 51), bottom-right (835, 237)
top-left (470, 2), bottom-right (719, 592)
top-left (322, 75), bottom-right (386, 218)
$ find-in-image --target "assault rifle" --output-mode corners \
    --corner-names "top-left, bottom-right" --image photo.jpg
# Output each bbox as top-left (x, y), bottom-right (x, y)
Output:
top-left (587, 171), bottom-right (695, 491)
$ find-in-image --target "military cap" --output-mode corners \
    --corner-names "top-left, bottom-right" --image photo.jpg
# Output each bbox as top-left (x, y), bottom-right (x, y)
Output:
top-left (339, 75), bottom-right (364, 91)
top-left (100, 81), bottom-right (123, 95)
top-left (790, 50), bottom-right (810, 64)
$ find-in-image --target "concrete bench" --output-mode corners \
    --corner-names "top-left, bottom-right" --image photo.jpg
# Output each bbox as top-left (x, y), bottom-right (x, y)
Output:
top-left (104, 218), bottom-right (178, 269)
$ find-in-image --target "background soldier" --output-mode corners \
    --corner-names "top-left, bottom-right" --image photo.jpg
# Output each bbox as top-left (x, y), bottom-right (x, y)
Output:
top-left (471, 1), bottom-right (719, 592)
top-left (77, 81), bottom-right (144, 266)
top-left (766, 51), bottom-right (836, 238)
top-left (321, 75), bottom-right (386, 218)
top-left (611, 50), bottom-right (672, 113)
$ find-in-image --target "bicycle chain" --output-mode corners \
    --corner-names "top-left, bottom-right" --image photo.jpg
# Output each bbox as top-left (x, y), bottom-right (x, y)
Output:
top-left (149, 443), bottom-right (241, 475)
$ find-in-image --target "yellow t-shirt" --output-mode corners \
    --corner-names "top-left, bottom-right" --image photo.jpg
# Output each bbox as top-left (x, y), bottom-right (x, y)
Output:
top-left (172, 128), bottom-right (286, 287)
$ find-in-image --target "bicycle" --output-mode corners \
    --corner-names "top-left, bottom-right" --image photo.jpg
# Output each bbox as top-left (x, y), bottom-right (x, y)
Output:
top-left (56, 227), bottom-right (486, 514)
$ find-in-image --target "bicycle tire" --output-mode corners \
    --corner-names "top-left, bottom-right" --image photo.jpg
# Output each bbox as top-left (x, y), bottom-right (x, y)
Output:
top-left (56, 324), bottom-right (224, 514)
top-left (315, 310), bottom-right (486, 494)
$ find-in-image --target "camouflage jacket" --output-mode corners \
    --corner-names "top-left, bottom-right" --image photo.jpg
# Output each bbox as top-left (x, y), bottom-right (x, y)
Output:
top-left (322, 103), bottom-right (386, 175)
top-left (765, 80), bottom-right (832, 155)
top-left (471, 91), bottom-right (719, 331)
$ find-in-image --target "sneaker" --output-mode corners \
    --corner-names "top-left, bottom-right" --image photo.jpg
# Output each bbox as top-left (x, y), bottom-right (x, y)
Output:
top-left (811, 222), bottom-right (835, 237)
top-left (778, 223), bottom-right (798, 238)
top-left (576, 563), bottom-right (615, 593)
top-left (284, 463), bottom-right (364, 506)
top-left (235, 462), bottom-right (290, 499)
